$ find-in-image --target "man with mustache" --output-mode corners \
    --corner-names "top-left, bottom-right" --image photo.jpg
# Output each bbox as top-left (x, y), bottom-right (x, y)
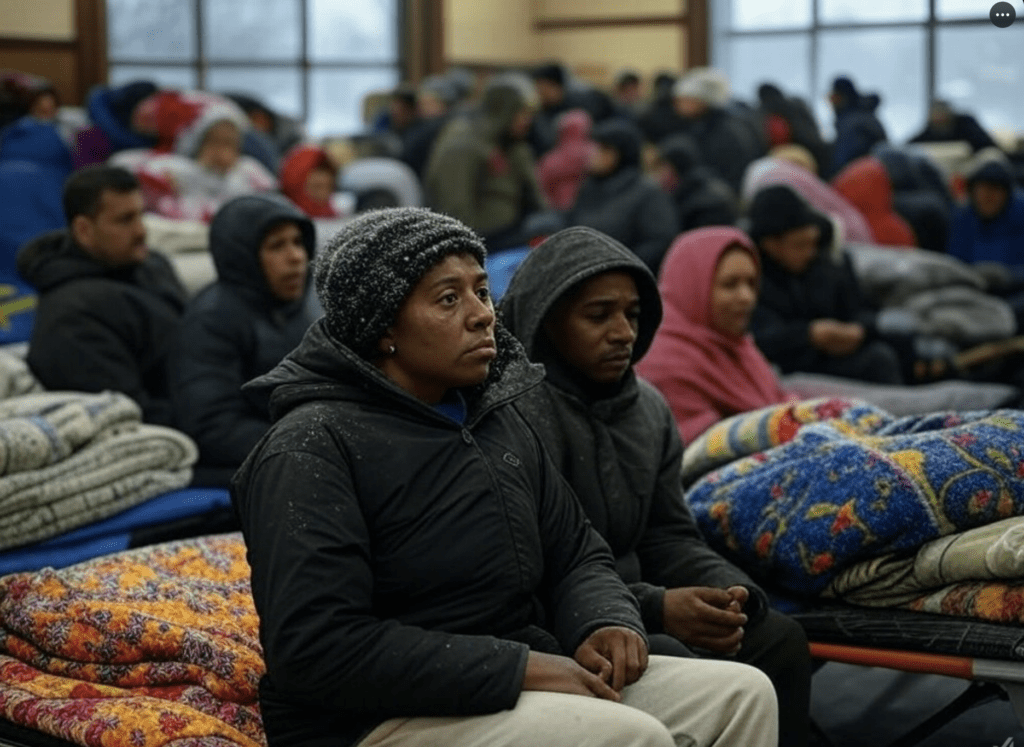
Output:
top-left (168, 194), bottom-right (318, 487)
top-left (18, 164), bottom-right (188, 425)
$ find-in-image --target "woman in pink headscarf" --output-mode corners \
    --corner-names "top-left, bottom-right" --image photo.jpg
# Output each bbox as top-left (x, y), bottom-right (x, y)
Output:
top-left (636, 227), bottom-right (791, 443)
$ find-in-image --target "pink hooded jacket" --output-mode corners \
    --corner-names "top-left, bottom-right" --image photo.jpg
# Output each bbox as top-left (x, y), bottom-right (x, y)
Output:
top-left (537, 109), bottom-right (594, 210)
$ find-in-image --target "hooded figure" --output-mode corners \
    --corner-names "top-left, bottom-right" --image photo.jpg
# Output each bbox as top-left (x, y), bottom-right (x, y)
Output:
top-left (832, 156), bottom-right (916, 247)
top-left (279, 144), bottom-right (339, 218)
top-left (134, 105), bottom-right (277, 222)
top-left (829, 76), bottom-right (888, 174)
top-left (637, 72), bottom-right (688, 145)
top-left (566, 119), bottom-right (679, 275)
top-left (231, 207), bottom-right (778, 747)
top-left (634, 227), bottom-right (790, 444)
top-left (424, 74), bottom-right (547, 247)
top-left (501, 225), bottom-right (810, 747)
top-left (537, 108), bottom-right (594, 210)
top-left (656, 134), bottom-right (737, 231)
top-left (169, 195), bottom-right (317, 484)
top-left (73, 80), bottom-right (159, 169)
top-left (947, 154), bottom-right (1024, 267)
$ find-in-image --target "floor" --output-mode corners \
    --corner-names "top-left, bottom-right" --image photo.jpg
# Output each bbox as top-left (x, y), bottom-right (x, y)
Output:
top-left (811, 662), bottom-right (1024, 747)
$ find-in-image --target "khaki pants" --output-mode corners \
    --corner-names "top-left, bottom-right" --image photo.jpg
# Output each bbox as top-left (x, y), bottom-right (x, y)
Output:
top-left (357, 654), bottom-right (778, 747)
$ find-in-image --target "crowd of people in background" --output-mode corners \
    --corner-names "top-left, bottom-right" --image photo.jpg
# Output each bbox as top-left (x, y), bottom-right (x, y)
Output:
top-left (3, 58), bottom-right (1024, 474)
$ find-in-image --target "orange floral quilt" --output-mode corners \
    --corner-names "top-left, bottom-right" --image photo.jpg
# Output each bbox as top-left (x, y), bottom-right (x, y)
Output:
top-left (0, 533), bottom-right (265, 747)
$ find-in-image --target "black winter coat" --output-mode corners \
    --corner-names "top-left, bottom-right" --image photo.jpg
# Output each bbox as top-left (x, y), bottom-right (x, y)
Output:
top-left (566, 166), bottom-right (679, 276)
top-left (751, 251), bottom-right (878, 374)
top-left (683, 107), bottom-right (765, 193)
top-left (672, 169), bottom-right (738, 231)
top-left (231, 319), bottom-right (645, 747)
top-left (18, 230), bottom-right (186, 425)
top-left (169, 197), bottom-right (318, 477)
top-left (500, 226), bottom-right (766, 635)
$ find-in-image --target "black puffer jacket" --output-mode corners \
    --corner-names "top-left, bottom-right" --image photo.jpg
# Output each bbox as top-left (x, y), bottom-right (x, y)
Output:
top-left (168, 196), bottom-right (318, 478)
top-left (751, 250), bottom-right (878, 374)
top-left (18, 230), bottom-right (186, 425)
top-left (567, 121), bottom-right (678, 275)
top-left (659, 135), bottom-right (738, 231)
top-left (231, 318), bottom-right (645, 747)
top-left (499, 226), bottom-right (766, 636)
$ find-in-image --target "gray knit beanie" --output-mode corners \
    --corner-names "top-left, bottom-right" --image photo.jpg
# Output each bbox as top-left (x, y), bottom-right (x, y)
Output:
top-left (314, 207), bottom-right (487, 358)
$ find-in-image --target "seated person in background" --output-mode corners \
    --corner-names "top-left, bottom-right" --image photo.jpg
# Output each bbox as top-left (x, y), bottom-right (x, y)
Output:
top-left (225, 91), bottom-right (305, 158)
top-left (832, 156), bottom-right (917, 247)
top-left (232, 207), bottom-right (778, 747)
top-left (529, 62), bottom-right (617, 156)
top-left (537, 108), bottom-right (594, 211)
top-left (425, 73), bottom-right (552, 250)
top-left (73, 80), bottom-right (158, 170)
top-left (565, 119), bottom-right (678, 276)
top-left (501, 225), bottom-right (810, 747)
top-left (741, 144), bottom-right (874, 245)
top-left (828, 76), bottom-right (887, 175)
top-left (672, 67), bottom-right (765, 192)
top-left (279, 144), bottom-right (341, 218)
top-left (613, 69), bottom-right (644, 116)
top-left (131, 105), bottom-right (277, 222)
top-left (755, 83), bottom-right (830, 179)
top-left (948, 149), bottom-right (1024, 268)
top-left (909, 100), bottom-right (997, 154)
top-left (655, 133), bottom-right (738, 232)
top-left (17, 165), bottom-right (187, 424)
top-left (635, 227), bottom-right (792, 443)
top-left (746, 185), bottom-right (905, 384)
top-left (169, 194), bottom-right (317, 487)
top-left (401, 74), bottom-right (459, 177)
top-left (636, 226), bottom-right (1018, 442)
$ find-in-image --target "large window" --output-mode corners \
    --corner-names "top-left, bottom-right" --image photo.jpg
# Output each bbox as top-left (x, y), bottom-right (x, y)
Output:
top-left (106, 0), bottom-right (401, 137)
top-left (711, 0), bottom-right (1023, 143)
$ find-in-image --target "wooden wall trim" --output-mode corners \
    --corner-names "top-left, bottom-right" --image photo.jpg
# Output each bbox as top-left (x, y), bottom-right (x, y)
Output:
top-left (534, 14), bottom-right (687, 32)
top-left (687, 0), bottom-right (708, 67)
top-left (76, 0), bottom-right (107, 100)
top-left (0, 37), bottom-right (75, 50)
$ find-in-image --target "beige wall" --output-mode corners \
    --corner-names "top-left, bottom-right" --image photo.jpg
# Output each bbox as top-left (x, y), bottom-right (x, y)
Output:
top-left (445, 0), bottom-right (687, 85)
top-left (537, 27), bottom-right (684, 86)
top-left (0, 0), bottom-right (75, 40)
top-left (443, 0), bottom-right (540, 65)
top-left (536, 0), bottom-right (683, 20)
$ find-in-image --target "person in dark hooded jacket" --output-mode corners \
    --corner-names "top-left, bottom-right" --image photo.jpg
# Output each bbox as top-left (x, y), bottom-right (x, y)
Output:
top-left (655, 134), bottom-right (737, 231)
top-left (17, 165), bottom-right (187, 424)
top-left (500, 225), bottom-right (810, 747)
top-left (424, 73), bottom-right (549, 249)
top-left (565, 120), bottom-right (678, 275)
top-left (231, 207), bottom-right (778, 747)
top-left (168, 194), bottom-right (318, 487)
top-left (829, 76), bottom-right (887, 175)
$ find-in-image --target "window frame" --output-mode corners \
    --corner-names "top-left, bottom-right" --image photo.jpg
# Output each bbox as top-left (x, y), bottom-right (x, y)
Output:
top-left (711, 0), bottom-right (996, 111)
top-left (105, 0), bottom-right (407, 124)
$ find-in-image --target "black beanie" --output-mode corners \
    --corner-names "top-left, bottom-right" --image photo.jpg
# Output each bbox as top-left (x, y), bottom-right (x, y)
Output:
top-left (592, 119), bottom-right (642, 170)
top-left (748, 185), bottom-right (828, 242)
top-left (532, 63), bottom-right (566, 87)
top-left (314, 208), bottom-right (487, 358)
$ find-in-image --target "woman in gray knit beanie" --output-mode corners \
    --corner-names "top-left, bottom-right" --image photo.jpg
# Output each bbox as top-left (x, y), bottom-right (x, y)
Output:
top-left (234, 206), bottom-right (777, 747)
top-left (313, 206), bottom-right (488, 361)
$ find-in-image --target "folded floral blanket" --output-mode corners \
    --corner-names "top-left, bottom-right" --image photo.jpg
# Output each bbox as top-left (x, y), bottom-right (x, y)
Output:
top-left (683, 398), bottom-right (1024, 595)
top-left (0, 533), bottom-right (264, 747)
top-left (0, 392), bottom-right (196, 550)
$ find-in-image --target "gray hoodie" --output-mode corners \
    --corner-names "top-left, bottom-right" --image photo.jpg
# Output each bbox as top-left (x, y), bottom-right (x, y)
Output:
top-left (500, 226), bottom-right (766, 631)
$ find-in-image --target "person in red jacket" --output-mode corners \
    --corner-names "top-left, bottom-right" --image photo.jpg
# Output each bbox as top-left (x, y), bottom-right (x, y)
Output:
top-left (833, 156), bottom-right (917, 248)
